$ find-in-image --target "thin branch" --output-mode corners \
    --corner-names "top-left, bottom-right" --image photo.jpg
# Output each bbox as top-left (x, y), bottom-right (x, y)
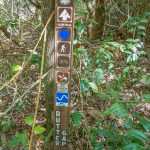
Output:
top-left (0, 26), bottom-right (20, 46)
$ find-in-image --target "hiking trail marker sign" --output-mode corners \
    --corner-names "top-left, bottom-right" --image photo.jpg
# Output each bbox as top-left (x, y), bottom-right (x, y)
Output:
top-left (53, 0), bottom-right (74, 149)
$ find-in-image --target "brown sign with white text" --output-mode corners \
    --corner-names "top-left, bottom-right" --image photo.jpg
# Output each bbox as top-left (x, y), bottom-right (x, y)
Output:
top-left (53, 0), bottom-right (74, 149)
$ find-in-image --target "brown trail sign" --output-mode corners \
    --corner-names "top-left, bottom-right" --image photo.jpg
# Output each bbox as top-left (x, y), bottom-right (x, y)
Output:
top-left (53, 0), bottom-right (75, 149)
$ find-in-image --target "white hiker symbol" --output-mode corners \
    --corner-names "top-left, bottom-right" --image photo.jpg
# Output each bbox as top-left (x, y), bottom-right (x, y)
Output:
top-left (61, 44), bottom-right (66, 52)
top-left (59, 9), bottom-right (71, 21)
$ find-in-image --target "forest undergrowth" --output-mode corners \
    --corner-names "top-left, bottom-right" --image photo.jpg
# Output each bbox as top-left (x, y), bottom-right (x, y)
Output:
top-left (0, 0), bottom-right (150, 150)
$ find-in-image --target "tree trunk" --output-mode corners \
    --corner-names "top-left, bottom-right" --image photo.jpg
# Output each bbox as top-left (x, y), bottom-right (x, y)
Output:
top-left (92, 0), bottom-right (105, 40)
top-left (41, 0), bottom-right (55, 149)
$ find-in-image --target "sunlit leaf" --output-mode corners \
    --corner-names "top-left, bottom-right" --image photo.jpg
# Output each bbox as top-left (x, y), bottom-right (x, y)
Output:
top-left (140, 18), bottom-right (148, 23)
top-left (34, 125), bottom-right (46, 135)
top-left (89, 82), bottom-right (98, 93)
top-left (128, 28), bottom-right (135, 33)
top-left (143, 12), bottom-right (150, 16)
top-left (12, 65), bottom-right (22, 72)
top-left (24, 116), bottom-right (33, 126)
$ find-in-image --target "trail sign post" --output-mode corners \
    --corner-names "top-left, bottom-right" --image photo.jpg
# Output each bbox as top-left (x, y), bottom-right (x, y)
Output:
top-left (53, 0), bottom-right (74, 149)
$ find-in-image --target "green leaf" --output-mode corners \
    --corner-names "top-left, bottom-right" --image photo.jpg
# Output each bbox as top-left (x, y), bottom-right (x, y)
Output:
top-left (115, 109), bottom-right (129, 118)
top-left (98, 93), bottom-right (109, 100)
top-left (127, 44), bottom-right (137, 52)
top-left (141, 75), bottom-right (150, 85)
top-left (24, 116), bottom-right (33, 126)
top-left (76, 22), bottom-right (85, 36)
top-left (98, 129), bottom-right (119, 142)
top-left (28, 53), bottom-right (40, 64)
top-left (17, 101), bottom-right (24, 110)
top-left (76, 48), bottom-right (87, 55)
top-left (143, 94), bottom-right (150, 102)
top-left (138, 31), bottom-right (146, 36)
top-left (1, 118), bottom-right (12, 132)
top-left (140, 118), bottom-right (150, 132)
top-left (123, 118), bottom-right (133, 128)
top-left (126, 129), bottom-right (147, 142)
top-left (89, 82), bottom-right (98, 93)
top-left (128, 20), bottom-right (137, 25)
top-left (123, 50), bottom-right (132, 55)
top-left (132, 53), bottom-right (138, 61)
top-left (34, 125), bottom-right (46, 135)
top-left (7, 132), bottom-right (28, 149)
top-left (138, 26), bottom-right (146, 30)
top-left (134, 42), bottom-right (143, 48)
top-left (128, 28), bottom-right (135, 33)
top-left (94, 142), bottom-right (105, 150)
top-left (71, 111), bottom-right (83, 126)
top-left (103, 103), bottom-right (122, 116)
top-left (81, 79), bottom-right (89, 92)
top-left (7, 134), bottom-right (20, 148)
top-left (94, 68), bottom-right (104, 81)
top-left (127, 55), bottom-right (132, 63)
top-left (123, 143), bottom-right (142, 150)
top-left (12, 65), bottom-right (22, 72)
top-left (108, 63), bottom-right (114, 69)
top-left (105, 42), bottom-right (124, 48)
top-left (108, 89), bottom-right (119, 100)
top-left (19, 132), bottom-right (28, 149)
top-left (126, 38), bottom-right (140, 43)
top-left (140, 18), bottom-right (148, 23)
top-left (143, 12), bottom-right (150, 16)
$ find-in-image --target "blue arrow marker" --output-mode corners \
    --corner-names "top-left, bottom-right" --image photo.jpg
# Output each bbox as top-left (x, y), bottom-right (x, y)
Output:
top-left (59, 29), bottom-right (70, 40)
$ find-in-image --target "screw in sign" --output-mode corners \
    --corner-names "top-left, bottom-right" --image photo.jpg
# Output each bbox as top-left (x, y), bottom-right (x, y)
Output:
top-left (59, 0), bottom-right (72, 5)
top-left (58, 8), bottom-right (72, 22)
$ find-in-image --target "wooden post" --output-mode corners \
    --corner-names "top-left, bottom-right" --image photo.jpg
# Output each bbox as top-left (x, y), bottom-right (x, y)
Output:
top-left (53, 0), bottom-right (75, 149)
